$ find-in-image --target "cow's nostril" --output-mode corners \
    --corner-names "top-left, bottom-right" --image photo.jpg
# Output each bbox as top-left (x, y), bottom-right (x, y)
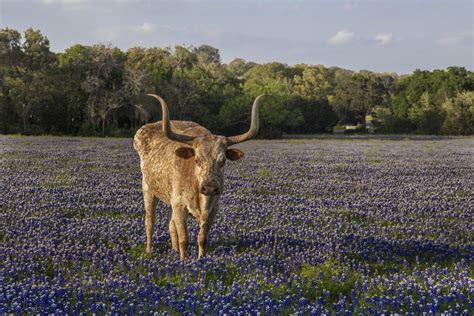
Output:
top-left (201, 186), bottom-right (218, 195)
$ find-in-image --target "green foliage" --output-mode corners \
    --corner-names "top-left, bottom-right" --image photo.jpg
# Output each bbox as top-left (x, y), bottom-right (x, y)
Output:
top-left (0, 27), bottom-right (473, 137)
top-left (293, 64), bottom-right (334, 101)
top-left (226, 58), bottom-right (255, 78)
top-left (195, 44), bottom-right (221, 65)
top-left (257, 166), bottom-right (273, 178)
top-left (289, 97), bottom-right (337, 133)
top-left (441, 91), bottom-right (474, 135)
top-left (372, 107), bottom-right (410, 133)
top-left (332, 72), bottom-right (390, 126)
top-left (0, 28), bottom-right (23, 66)
top-left (391, 67), bottom-right (473, 134)
top-left (299, 258), bottom-right (361, 303)
top-left (408, 92), bottom-right (446, 134)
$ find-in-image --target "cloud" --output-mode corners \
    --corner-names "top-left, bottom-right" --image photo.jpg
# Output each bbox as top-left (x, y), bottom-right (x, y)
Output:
top-left (95, 23), bottom-right (187, 44)
top-left (132, 22), bottom-right (156, 33)
top-left (343, 0), bottom-right (359, 11)
top-left (95, 26), bottom-right (121, 41)
top-left (289, 4), bottom-right (303, 12)
top-left (40, 0), bottom-right (141, 7)
top-left (39, 0), bottom-right (90, 10)
top-left (328, 29), bottom-right (355, 45)
top-left (374, 33), bottom-right (393, 45)
top-left (41, 0), bottom-right (89, 4)
top-left (41, 0), bottom-right (140, 3)
top-left (435, 31), bottom-right (473, 47)
top-left (96, 23), bottom-right (154, 42)
top-left (329, 30), bottom-right (395, 46)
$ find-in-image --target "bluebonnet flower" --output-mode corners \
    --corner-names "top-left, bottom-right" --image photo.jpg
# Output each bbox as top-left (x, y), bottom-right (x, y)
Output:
top-left (0, 136), bottom-right (472, 313)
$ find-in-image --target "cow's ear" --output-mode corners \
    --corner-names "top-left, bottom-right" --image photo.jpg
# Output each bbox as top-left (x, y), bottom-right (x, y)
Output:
top-left (225, 148), bottom-right (244, 161)
top-left (175, 147), bottom-right (195, 159)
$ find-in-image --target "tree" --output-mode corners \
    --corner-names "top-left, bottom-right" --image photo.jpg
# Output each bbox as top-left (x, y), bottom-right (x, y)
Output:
top-left (242, 63), bottom-right (303, 137)
top-left (0, 28), bottom-right (23, 67)
top-left (408, 92), bottom-right (446, 134)
top-left (59, 44), bottom-right (95, 133)
top-left (291, 65), bottom-right (338, 133)
top-left (22, 28), bottom-right (56, 71)
top-left (0, 28), bottom-right (24, 132)
top-left (226, 58), bottom-right (255, 78)
top-left (172, 45), bottom-right (197, 70)
top-left (290, 97), bottom-right (337, 133)
top-left (332, 72), bottom-right (388, 126)
top-left (1, 28), bottom-right (61, 134)
top-left (1, 27), bottom-right (473, 137)
top-left (195, 44), bottom-right (221, 65)
top-left (293, 65), bottom-right (333, 101)
top-left (82, 44), bottom-right (126, 135)
top-left (165, 68), bottom-right (199, 120)
top-left (441, 91), bottom-right (474, 135)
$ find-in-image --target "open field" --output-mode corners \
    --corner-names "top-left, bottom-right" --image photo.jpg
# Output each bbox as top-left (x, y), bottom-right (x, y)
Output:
top-left (0, 135), bottom-right (473, 314)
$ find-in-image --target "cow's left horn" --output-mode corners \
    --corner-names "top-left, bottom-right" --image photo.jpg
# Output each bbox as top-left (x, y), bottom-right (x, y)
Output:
top-left (147, 94), bottom-right (195, 144)
top-left (226, 94), bottom-right (268, 146)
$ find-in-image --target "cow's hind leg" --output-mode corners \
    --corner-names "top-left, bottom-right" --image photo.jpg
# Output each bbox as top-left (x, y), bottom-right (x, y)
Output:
top-left (143, 186), bottom-right (158, 255)
top-left (171, 203), bottom-right (188, 260)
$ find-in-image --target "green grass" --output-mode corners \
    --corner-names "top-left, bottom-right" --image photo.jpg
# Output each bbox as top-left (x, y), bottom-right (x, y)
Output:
top-left (40, 173), bottom-right (77, 188)
top-left (454, 190), bottom-right (468, 198)
top-left (80, 163), bottom-right (101, 171)
top-left (367, 158), bottom-right (384, 164)
top-left (283, 139), bottom-right (307, 143)
top-left (93, 209), bottom-right (142, 219)
top-left (126, 245), bottom-right (152, 260)
top-left (336, 163), bottom-right (348, 172)
top-left (299, 257), bottom-right (361, 303)
top-left (60, 207), bottom-right (142, 220)
top-left (332, 207), bottom-right (371, 225)
top-left (152, 273), bottom-right (182, 287)
top-left (0, 151), bottom-right (21, 158)
top-left (257, 166), bottom-right (273, 178)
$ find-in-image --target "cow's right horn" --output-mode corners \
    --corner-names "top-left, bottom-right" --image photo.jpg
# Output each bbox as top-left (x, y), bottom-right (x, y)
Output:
top-left (226, 94), bottom-right (268, 146)
top-left (147, 94), bottom-right (195, 144)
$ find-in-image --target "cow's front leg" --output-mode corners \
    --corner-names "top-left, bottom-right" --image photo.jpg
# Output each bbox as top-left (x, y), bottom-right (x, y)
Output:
top-left (198, 222), bottom-right (210, 258)
top-left (171, 203), bottom-right (188, 260)
top-left (169, 219), bottom-right (179, 251)
top-left (143, 186), bottom-right (158, 255)
top-left (198, 206), bottom-right (217, 258)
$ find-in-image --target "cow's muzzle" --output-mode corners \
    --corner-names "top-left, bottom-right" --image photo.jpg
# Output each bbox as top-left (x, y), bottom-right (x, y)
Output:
top-left (200, 183), bottom-right (220, 196)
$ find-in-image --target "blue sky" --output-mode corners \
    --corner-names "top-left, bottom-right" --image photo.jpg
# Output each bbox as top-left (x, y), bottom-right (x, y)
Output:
top-left (1, 0), bottom-right (473, 73)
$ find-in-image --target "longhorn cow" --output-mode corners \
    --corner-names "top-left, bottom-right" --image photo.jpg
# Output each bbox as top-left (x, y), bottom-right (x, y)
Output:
top-left (133, 94), bottom-right (266, 260)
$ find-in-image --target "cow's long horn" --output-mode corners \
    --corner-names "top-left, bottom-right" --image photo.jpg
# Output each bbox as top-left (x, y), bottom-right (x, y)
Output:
top-left (227, 94), bottom-right (268, 146)
top-left (147, 94), bottom-right (195, 144)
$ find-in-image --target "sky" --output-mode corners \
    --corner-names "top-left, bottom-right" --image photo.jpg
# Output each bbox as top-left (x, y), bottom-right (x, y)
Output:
top-left (1, 0), bottom-right (473, 74)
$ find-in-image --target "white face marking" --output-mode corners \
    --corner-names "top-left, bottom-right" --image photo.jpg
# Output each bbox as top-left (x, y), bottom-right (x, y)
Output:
top-left (193, 136), bottom-right (228, 195)
top-left (217, 153), bottom-right (226, 167)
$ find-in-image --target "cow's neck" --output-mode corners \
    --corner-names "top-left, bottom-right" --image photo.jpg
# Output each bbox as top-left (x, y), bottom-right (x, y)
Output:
top-left (188, 191), bottom-right (218, 224)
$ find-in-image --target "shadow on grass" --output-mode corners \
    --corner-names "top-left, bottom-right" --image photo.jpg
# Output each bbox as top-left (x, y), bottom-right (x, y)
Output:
top-left (339, 233), bottom-right (472, 268)
top-left (283, 134), bottom-right (462, 141)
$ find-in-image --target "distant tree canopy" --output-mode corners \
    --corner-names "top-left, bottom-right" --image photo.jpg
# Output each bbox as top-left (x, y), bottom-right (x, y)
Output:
top-left (1, 28), bottom-right (473, 137)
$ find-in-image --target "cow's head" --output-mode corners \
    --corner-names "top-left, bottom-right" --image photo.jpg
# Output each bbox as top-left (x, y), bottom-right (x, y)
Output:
top-left (148, 94), bottom-right (267, 196)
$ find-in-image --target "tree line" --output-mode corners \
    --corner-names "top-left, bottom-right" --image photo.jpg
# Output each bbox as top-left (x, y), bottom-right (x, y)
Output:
top-left (1, 28), bottom-right (473, 137)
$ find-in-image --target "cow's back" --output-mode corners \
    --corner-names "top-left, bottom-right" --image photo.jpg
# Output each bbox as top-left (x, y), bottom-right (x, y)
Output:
top-left (134, 120), bottom-right (208, 155)
top-left (133, 120), bottom-right (211, 204)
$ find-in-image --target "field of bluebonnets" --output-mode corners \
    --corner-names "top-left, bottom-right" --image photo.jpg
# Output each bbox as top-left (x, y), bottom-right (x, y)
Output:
top-left (0, 135), bottom-right (473, 314)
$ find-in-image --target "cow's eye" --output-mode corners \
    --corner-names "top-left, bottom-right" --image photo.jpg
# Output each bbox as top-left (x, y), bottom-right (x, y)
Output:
top-left (195, 158), bottom-right (203, 167)
top-left (217, 155), bottom-right (226, 166)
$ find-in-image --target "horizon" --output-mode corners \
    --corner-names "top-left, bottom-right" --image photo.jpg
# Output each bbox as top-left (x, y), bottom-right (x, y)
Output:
top-left (1, 0), bottom-right (473, 74)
